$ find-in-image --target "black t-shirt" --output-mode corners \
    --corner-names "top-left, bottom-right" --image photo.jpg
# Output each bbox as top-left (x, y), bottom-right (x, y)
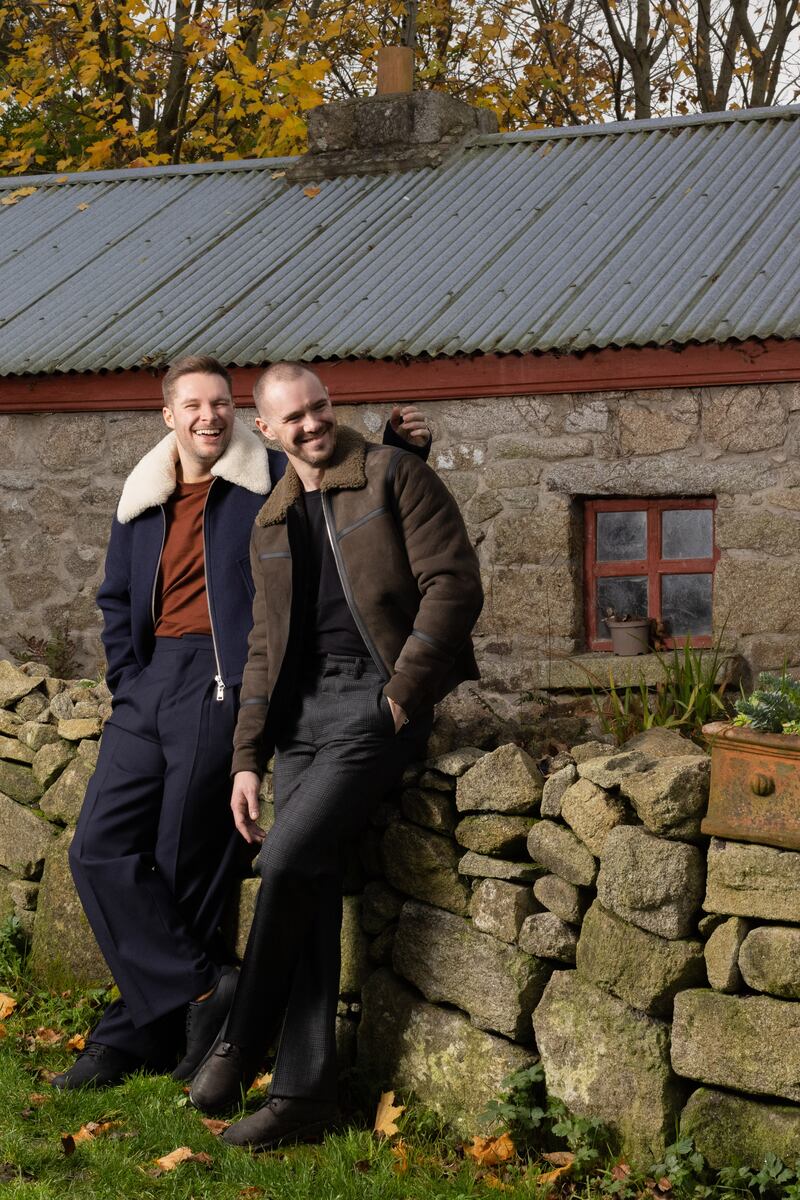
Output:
top-left (302, 490), bottom-right (369, 658)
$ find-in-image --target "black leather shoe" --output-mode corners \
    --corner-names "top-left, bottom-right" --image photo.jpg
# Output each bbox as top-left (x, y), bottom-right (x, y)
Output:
top-left (51, 1042), bottom-right (141, 1090)
top-left (188, 1040), bottom-right (260, 1115)
top-left (172, 966), bottom-right (240, 1082)
top-left (222, 1096), bottom-right (341, 1149)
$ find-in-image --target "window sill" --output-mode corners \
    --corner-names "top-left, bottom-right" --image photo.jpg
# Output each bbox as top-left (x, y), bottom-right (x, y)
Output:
top-left (529, 650), bottom-right (733, 691)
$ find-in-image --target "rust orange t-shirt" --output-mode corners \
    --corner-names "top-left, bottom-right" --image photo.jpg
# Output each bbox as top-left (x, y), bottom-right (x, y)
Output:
top-left (154, 479), bottom-right (213, 637)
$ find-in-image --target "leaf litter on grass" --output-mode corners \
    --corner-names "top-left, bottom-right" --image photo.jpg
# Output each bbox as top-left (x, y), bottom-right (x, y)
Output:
top-left (147, 1146), bottom-right (214, 1176)
top-left (61, 1120), bottom-right (122, 1155)
top-left (374, 1090), bottom-right (405, 1138)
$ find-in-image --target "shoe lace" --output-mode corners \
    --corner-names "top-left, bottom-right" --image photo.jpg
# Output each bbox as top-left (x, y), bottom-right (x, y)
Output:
top-left (80, 1043), bottom-right (107, 1061)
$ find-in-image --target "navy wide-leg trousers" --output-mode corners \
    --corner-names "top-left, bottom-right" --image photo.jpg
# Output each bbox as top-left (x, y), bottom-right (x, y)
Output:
top-left (69, 636), bottom-right (243, 1064)
top-left (225, 654), bottom-right (432, 1101)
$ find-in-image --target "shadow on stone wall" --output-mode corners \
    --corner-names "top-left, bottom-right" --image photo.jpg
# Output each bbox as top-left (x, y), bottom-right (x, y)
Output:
top-left (4, 657), bottom-right (800, 1169)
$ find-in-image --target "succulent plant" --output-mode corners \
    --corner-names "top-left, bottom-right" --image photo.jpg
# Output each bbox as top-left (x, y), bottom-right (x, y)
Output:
top-left (733, 669), bottom-right (800, 735)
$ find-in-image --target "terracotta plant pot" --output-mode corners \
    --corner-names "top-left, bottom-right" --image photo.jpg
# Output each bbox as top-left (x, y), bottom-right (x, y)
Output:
top-left (701, 721), bottom-right (800, 851)
top-left (607, 618), bottom-right (650, 656)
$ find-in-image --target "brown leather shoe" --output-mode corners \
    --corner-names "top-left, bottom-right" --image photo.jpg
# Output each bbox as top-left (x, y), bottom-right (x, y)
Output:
top-left (188, 1040), bottom-right (260, 1115)
top-left (222, 1095), bottom-right (341, 1149)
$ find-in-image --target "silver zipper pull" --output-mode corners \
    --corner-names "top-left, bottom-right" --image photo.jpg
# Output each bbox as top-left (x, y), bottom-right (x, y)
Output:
top-left (215, 675), bottom-right (225, 702)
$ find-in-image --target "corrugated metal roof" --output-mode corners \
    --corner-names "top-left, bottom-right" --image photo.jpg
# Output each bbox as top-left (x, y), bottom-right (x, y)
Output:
top-left (0, 105), bottom-right (798, 376)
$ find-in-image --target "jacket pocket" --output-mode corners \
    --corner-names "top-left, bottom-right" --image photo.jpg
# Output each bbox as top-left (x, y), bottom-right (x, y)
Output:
top-left (377, 688), bottom-right (397, 736)
top-left (237, 555), bottom-right (256, 601)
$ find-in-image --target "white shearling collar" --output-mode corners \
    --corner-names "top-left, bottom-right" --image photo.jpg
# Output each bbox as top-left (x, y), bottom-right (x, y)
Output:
top-left (116, 419), bottom-right (271, 523)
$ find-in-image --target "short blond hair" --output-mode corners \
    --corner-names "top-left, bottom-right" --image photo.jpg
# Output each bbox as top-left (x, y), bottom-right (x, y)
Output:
top-left (253, 362), bottom-right (325, 414)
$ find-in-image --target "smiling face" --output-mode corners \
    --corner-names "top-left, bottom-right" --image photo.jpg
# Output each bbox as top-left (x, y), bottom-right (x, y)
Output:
top-left (162, 371), bottom-right (236, 482)
top-left (255, 372), bottom-right (337, 479)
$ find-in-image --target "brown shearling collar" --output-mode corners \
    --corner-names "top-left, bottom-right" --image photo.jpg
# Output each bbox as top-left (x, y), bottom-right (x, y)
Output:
top-left (255, 425), bottom-right (369, 527)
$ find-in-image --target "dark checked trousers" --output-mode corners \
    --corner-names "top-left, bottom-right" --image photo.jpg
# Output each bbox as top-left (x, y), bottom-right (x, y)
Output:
top-left (69, 636), bottom-right (244, 1066)
top-left (226, 653), bottom-right (432, 1101)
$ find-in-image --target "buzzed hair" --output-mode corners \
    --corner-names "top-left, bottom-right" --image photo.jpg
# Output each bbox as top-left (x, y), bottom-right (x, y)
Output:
top-left (253, 362), bottom-right (326, 414)
top-left (162, 355), bottom-right (232, 407)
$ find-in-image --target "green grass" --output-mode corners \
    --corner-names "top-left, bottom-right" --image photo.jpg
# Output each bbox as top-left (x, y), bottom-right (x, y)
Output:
top-left (5, 918), bottom-right (800, 1200)
top-left (0, 927), bottom-right (545, 1200)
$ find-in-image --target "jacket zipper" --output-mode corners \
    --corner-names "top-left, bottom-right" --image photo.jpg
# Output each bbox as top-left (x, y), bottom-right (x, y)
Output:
top-left (202, 479), bottom-right (226, 702)
top-left (151, 507), bottom-right (167, 627)
top-left (321, 491), bottom-right (389, 680)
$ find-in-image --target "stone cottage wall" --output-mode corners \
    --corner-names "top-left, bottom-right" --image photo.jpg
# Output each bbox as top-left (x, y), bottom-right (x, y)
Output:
top-left (2, 381), bottom-right (800, 697)
top-left (4, 657), bottom-right (800, 1170)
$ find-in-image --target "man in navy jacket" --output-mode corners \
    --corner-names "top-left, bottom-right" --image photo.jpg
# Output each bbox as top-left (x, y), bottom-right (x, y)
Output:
top-left (57, 354), bottom-right (429, 1090)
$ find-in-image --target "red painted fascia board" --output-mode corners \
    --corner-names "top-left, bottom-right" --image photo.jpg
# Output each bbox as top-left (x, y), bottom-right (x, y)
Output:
top-left (0, 338), bottom-right (798, 413)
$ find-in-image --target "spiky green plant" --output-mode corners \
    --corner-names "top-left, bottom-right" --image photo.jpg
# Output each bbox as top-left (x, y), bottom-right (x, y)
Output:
top-left (734, 669), bottom-right (800, 734)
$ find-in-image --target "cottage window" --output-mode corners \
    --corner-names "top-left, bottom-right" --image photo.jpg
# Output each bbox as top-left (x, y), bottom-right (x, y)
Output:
top-left (583, 499), bottom-right (718, 651)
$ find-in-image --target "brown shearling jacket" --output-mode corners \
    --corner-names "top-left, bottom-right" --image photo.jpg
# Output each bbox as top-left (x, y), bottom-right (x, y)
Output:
top-left (231, 427), bottom-right (483, 776)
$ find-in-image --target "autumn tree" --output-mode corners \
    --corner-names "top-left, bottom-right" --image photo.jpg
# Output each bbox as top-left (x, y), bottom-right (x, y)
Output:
top-left (0, 0), bottom-right (796, 174)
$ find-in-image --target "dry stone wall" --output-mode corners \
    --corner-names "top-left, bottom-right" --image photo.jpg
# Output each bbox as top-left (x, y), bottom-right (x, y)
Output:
top-left (356, 725), bottom-right (800, 1171)
top-left (2, 382), bottom-right (800, 710)
top-left (4, 658), bottom-right (800, 1169)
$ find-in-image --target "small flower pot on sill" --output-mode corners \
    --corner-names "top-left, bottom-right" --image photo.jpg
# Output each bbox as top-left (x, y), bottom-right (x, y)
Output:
top-left (701, 721), bottom-right (800, 851)
top-left (607, 618), bottom-right (651, 656)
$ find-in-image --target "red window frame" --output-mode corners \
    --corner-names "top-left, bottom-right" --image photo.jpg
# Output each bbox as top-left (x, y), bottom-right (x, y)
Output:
top-left (584, 498), bottom-right (719, 651)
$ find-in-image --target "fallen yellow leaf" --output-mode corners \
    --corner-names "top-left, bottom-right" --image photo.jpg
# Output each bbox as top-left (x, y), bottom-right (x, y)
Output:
top-left (537, 1152), bottom-right (575, 1188)
top-left (200, 1117), bottom-right (229, 1135)
top-left (391, 1137), bottom-right (409, 1174)
top-left (150, 1146), bottom-right (213, 1174)
top-left (484, 1176), bottom-right (512, 1191)
top-left (374, 1090), bottom-right (405, 1138)
top-left (76, 202), bottom-right (89, 211)
top-left (62, 1120), bottom-right (121, 1155)
top-left (0, 1024), bottom-right (6, 1039)
top-left (54, 175), bottom-right (69, 183)
top-left (34, 1027), bottom-right (62, 1047)
top-left (542, 1151), bottom-right (575, 1168)
top-left (464, 1132), bottom-right (516, 1166)
top-left (250, 1071), bottom-right (272, 1091)
top-left (0, 994), bottom-right (17, 1019)
top-left (303, 185), bottom-right (321, 198)
top-left (0, 186), bottom-right (37, 206)
top-left (66, 1034), bottom-right (85, 1052)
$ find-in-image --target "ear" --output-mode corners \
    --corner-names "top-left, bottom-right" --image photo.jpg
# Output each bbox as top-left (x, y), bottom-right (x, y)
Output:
top-left (162, 405), bottom-right (175, 430)
top-left (255, 416), bottom-right (275, 441)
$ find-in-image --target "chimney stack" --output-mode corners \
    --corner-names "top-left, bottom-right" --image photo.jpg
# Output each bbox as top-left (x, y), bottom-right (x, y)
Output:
top-left (376, 46), bottom-right (414, 94)
top-left (288, 60), bottom-right (498, 183)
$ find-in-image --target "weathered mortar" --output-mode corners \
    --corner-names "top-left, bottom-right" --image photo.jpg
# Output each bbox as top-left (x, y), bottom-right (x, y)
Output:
top-left (2, 383), bottom-right (799, 695)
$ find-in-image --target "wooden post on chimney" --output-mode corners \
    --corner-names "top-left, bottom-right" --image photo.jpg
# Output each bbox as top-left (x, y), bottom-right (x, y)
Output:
top-left (376, 46), bottom-right (414, 94)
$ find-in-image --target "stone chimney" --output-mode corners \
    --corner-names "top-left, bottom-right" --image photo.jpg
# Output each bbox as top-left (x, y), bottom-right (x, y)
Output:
top-left (286, 52), bottom-right (498, 183)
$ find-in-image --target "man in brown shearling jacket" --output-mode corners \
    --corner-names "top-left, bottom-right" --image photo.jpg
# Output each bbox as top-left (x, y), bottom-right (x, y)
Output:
top-left (190, 361), bottom-right (483, 1148)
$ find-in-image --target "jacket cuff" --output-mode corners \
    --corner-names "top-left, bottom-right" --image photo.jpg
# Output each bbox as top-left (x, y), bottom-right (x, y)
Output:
top-left (382, 420), bottom-right (431, 461)
top-left (231, 748), bottom-right (263, 777)
top-left (383, 673), bottom-right (423, 717)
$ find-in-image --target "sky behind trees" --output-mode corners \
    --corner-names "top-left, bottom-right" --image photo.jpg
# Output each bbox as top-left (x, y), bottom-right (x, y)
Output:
top-left (0, 0), bottom-right (797, 173)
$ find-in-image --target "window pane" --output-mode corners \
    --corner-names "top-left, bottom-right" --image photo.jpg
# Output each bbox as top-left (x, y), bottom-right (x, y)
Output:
top-left (597, 510), bottom-right (647, 562)
top-left (597, 576), bottom-right (648, 637)
top-left (661, 573), bottom-right (712, 637)
top-left (661, 509), bottom-right (713, 560)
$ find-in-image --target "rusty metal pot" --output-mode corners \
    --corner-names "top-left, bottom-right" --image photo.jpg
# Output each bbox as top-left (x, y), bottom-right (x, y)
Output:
top-left (701, 721), bottom-right (800, 851)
